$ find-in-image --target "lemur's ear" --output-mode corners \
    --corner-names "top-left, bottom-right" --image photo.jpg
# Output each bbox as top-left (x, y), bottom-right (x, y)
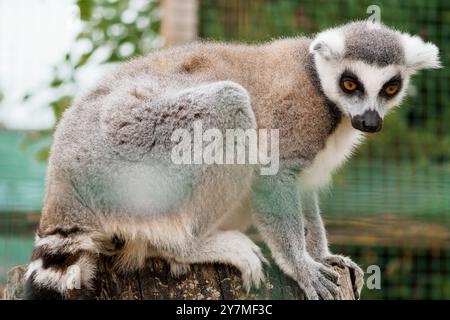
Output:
top-left (401, 33), bottom-right (441, 71)
top-left (309, 29), bottom-right (344, 61)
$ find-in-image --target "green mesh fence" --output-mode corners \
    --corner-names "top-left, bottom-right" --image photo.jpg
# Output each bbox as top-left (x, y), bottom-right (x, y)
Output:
top-left (199, 0), bottom-right (450, 299)
top-left (0, 131), bottom-right (45, 285)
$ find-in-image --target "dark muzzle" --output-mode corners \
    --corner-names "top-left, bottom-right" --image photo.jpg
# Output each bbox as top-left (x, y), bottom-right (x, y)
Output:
top-left (351, 110), bottom-right (383, 133)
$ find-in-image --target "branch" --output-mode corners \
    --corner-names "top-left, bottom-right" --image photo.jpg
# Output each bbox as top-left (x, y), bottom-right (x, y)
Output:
top-left (4, 255), bottom-right (356, 300)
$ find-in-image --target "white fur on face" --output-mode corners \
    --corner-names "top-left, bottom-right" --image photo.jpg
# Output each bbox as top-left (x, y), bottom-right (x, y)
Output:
top-left (313, 56), bottom-right (411, 118)
top-left (309, 21), bottom-right (441, 118)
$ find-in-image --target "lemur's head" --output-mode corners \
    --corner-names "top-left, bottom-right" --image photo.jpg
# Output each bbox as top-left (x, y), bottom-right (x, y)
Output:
top-left (309, 21), bottom-right (441, 133)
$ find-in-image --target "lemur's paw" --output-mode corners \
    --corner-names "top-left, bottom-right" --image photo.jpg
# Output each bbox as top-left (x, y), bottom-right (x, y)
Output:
top-left (229, 232), bottom-right (267, 292)
top-left (321, 254), bottom-right (364, 299)
top-left (169, 261), bottom-right (191, 278)
top-left (238, 251), bottom-right (266, 293)
top-left (295, 255), bottom-right (340, 300)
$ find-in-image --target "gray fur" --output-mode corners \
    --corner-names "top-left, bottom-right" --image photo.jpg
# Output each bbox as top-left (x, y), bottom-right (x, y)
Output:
top-left (343, 22), bottom-right (405, 66)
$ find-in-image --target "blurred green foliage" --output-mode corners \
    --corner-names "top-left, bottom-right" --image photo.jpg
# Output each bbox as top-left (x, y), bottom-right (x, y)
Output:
top-left (24, 0), bottom-right (161, 160)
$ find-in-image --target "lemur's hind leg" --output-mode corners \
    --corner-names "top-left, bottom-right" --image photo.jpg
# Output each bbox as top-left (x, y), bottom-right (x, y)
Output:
top-left (144, 80), bottom-right (265, 288)
top-left (167, 230), bottom-right (267, 291)
top-left (25, 228), bottom-right (99, 300)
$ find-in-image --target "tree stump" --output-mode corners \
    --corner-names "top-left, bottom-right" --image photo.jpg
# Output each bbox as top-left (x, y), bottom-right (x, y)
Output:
top-left (4, 254), bottom-right (357, 300)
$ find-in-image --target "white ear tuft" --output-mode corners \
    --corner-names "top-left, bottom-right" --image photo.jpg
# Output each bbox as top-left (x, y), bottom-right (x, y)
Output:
top-left (309, 28), bottom-right (344, 61)
top-left (401, 34), bottom-right (441, 70)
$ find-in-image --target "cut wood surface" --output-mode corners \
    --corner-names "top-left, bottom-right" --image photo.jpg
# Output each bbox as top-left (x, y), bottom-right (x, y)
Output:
top-left (4, 255), bottom-right (356, 300)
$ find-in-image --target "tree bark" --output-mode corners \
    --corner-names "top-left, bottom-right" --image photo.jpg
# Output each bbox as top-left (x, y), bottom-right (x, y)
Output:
top-left (4, 255), bottom-right (356, 300)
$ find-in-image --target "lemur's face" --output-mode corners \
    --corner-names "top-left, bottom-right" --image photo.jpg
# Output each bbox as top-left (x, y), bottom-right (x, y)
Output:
top-left (310, 21), bottom-right (440, 133)
top-left (318, 60), bottom-right (410, 132)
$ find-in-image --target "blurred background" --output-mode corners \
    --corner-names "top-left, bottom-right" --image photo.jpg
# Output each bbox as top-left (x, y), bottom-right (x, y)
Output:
top-left (0, 0), bottom-right (448, 299)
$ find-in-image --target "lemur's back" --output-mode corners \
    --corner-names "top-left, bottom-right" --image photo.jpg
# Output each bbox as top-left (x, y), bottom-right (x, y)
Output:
top-left (44, 39), bottom-right (335, 210)
top-left (56, 38), bottom-right (336, 170)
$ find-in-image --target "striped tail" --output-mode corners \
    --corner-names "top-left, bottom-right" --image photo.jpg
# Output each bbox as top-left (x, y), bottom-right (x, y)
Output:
top-left (24, 228), bottom-right (98, 300)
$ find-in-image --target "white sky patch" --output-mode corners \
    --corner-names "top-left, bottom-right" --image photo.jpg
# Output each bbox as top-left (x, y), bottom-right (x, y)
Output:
top-left (0, 0), bottom-right (80, 129)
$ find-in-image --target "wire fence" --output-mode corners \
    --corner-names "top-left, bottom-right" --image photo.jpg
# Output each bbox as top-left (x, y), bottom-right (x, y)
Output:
top-left (198, 0), bottom-right (450, 299)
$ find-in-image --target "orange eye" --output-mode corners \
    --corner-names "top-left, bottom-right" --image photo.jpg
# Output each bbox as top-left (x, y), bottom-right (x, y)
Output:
top-left (343, 80), bottom-right (358, 92)
top-left (385, 85), bottom-right (399, 95)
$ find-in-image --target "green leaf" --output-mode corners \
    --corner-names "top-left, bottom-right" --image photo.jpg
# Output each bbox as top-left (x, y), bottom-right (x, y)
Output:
top-left (77, 0), bottom-right (93, 21)
top-left (50, 78), bottom-right (63, 88)
top-left (74, 53), bottom-right (90, 69)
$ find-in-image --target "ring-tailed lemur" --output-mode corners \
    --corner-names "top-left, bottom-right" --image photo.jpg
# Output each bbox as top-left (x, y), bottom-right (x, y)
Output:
top-left (25, 21), bottom-right (440, 300)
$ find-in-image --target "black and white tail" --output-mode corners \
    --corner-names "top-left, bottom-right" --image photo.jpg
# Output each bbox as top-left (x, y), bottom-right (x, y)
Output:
top-left (24, 228), bottom-right (98, 300)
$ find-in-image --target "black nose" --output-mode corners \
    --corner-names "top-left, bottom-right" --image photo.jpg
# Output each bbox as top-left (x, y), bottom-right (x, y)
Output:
top-left (351, 110), bottom-right (383, 133)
